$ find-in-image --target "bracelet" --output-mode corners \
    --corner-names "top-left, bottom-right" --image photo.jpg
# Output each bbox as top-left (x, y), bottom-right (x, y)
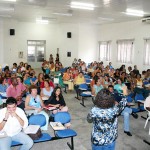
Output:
top-left (3, 119), bottom-right (7, 122)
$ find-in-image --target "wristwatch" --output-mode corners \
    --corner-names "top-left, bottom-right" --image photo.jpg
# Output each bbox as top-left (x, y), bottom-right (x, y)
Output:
top-left (3, 119), bottom-right (7, 122)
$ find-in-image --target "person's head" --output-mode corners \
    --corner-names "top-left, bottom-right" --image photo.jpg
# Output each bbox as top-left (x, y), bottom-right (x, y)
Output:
top-left (13, 63), bottom-right (17, 68)
top-left (136, 74), bottom-right (141, 79)
top-left (128, 66), bottom-right (132, 71)
top-left (108, 85), bottom-right (114, 93)
top-left (52, 86), bottom-right (62, 97)
top-left (6, 97), bottom-right (17, 113)
top-left (134, 65), bottom-right (137, 69)
top-left (29, 85), bottom-right (37, 96)
top-left (78, 72), bottom-right (83, 77)
top-left (44, 80), bottom-right (50, 88)
top-left (117, 78), bottom-right (122, 85)
top-left (17, 76), bottom-right (23, 83)
top-left (94, 89), bottom-right (115, 109)
top-left (95, 78), bottom-right (101, 85)
top-left (0, 78), bottom-right (7, 85)
top-left (11, 77), bottom-right (18, 86)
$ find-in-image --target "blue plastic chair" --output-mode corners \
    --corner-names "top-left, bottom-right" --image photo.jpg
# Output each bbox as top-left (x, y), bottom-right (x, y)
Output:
top-left (54, 112), bottom-right (77, 150)
top-left (28, 114), bottom-right (52, 143)
top-left (79, 83), bottom-right (92, 107)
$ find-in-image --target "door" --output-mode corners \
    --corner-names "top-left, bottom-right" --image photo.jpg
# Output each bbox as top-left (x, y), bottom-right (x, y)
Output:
top-left (27, 40), bottom-right (46, 68)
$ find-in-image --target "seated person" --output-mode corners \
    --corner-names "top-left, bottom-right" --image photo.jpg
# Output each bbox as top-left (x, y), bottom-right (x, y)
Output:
top-left (40, 80), bottom-right (54, 101)
top-left (108, 85), bottom-right (138, 136)
top-left (114, 78), bottom-right (125, 94)
top-left (0, 97), bottom-right (33, 150)
top-left (0, 78), bottom-right (9, 92)
top-left (25, 85), bottom-right (49, 131)
top-left (63, 68), bottom-right (74, 91)
top-left (6, 77), bottom-right (26, 110)
top-left (73, 72), bottom-right (86, 99)
top-left (46, 87), bottom-right (68, 114)
top-left (92, 78), bottom-right (104, 96)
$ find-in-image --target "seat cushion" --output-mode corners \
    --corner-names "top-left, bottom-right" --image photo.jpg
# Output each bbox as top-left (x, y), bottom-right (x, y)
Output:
top-left (33, 133), bottom-right (52, 143)
top-left (56, 129), bottom-right (77, 138)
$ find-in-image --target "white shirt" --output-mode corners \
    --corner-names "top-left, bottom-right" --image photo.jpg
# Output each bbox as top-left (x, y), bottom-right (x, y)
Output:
top-left (144, 96), bottom-right (150, 109)
top-left (0, 107), bottom-right (28, 136)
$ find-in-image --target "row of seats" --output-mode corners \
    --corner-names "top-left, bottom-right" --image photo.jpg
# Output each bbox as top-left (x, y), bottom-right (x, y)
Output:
top-left (11, 112), bottom-right (77, 150)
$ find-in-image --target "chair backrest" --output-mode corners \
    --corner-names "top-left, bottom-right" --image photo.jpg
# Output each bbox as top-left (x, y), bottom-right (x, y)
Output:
top-left (54, 112), bottom-right (71, 124)
top-left (79, 83), bottom-right (88, 90)
top-left (28, 114), bottom-right (46, 127)
top-left (127, 95), bottom-right (133, 102)
top-left (135, 93), bottom-right (145, 102)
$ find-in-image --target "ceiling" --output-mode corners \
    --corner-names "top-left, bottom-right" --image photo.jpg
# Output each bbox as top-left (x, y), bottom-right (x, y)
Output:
top-left (0, 0), bottom-right (150, 24)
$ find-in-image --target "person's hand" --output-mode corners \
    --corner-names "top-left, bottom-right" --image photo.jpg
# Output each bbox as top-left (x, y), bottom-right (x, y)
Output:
top-left (122, 85), bottom-right (128, 96)
top-left (16, 96), bottom-right (22, 101)
top-left (35, 108), bottom-right (43, 113)
top-left (55, 104), bottom-right (60, 108)
top-left (4, 111), bottom-right (10, 120)
top-left (59, 106), bottom-right (63, 110)
top-left (11, 112), bottom-right (18, 118)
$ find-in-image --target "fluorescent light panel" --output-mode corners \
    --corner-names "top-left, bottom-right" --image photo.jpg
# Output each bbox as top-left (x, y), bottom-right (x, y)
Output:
top-left (70, 2), bottom-right (95, 10)
top-left (2, 0), bottom-right (16, 2)
top-left (36, 19), bottom-right (49, 24)
top-left (125, 8), bottom-right (144, 17)
top-left (53, 13), bottom-right (72, 16)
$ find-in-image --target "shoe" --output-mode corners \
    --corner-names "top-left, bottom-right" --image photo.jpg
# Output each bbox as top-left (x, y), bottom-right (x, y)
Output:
top-left (124, 131), bottom-right (132, 136)
top-left (131, 113), bottom-right (138, 119)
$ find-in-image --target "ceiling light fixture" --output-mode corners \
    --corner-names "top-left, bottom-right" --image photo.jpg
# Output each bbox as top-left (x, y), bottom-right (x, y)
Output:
top-left (70, 2), bottom-right (95, 10)
top-left (125, 8), bottom-right (144, 17)
top-left (53, 13), bottom-right (72, 16)
top-left (98, 17), bottom-right (114, 21)
top-left (2, 0), bottom-right (17, 2)
top-left (36, 18), bottom-right (49, 24)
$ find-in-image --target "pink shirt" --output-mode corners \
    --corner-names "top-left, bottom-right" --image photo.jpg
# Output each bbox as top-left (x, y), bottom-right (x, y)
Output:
top-left (6, 84), bottom-right (26, 105)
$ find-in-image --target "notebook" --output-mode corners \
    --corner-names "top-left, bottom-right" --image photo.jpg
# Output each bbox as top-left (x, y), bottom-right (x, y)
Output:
top-left (50, 122), bottom-right (65, 130)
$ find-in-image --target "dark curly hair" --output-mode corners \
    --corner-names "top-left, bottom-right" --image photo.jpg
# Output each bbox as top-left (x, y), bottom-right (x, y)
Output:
top-left (94, 88), bottom-right (115, 109)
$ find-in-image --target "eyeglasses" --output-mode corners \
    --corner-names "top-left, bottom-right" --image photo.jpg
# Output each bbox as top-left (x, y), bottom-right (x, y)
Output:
top-left (34, 98), bottom-right (37, 103)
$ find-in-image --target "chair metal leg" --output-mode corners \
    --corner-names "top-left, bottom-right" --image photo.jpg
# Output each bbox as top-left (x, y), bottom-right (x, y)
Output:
top-left (67, 137), bottom-right (74, 150)
top-left (80, 97), bottom-right (86, 107)
top-left (143, 139), bottom-right (150, 145)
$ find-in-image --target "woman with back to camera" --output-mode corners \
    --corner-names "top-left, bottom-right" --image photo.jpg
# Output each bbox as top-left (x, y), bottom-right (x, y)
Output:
top-left (87, 87), bottom-right (128, 150)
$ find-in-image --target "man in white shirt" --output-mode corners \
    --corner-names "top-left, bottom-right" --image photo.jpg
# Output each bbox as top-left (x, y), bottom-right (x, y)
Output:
top-left (144, 95), bottom-right (150, 111)
top-left (0, 97), bottom-right (33, 150)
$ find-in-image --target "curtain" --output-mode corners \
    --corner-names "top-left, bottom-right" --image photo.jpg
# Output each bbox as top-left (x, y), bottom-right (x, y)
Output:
top-left (144, 39), bottom-right (150, 65)
top-left (117, 40), bottom-right (133, 63)
top-left (99, 41), bottom-right (110, 61)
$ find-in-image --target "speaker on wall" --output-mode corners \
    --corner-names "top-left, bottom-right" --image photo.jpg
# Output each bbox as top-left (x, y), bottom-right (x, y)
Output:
top-left (10, 29), bottom-right (15, 36)
top-left (67, 52), bottom-right (71, 57)
top-left (67, 32), bottom-right (71, 38)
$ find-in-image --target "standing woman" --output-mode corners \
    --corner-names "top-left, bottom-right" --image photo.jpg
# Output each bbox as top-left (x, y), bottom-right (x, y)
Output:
top-left (87, 87), bottom-right (128, 150)
top-left (46, 86), bottom-right (68, 114)
top-left (25, 85), bottom-right (49, 131)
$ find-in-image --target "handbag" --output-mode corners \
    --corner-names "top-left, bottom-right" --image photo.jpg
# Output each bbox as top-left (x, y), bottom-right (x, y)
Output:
top-left (24, 125), bottom-right (42, 140)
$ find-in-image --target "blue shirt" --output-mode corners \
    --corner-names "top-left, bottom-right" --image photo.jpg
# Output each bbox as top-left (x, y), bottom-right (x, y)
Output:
top-left (87, 97), bottom-right (127, 146)
top-left (0, 84), bottom-right (8, 92)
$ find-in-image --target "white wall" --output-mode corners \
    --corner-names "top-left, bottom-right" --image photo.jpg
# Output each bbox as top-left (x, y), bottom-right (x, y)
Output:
top-left (2, 19), bottom-right (97, 68)
top-left (1, 18), bottom-right (150, 72)
top-left (97, 20), bottom-right (150, 72)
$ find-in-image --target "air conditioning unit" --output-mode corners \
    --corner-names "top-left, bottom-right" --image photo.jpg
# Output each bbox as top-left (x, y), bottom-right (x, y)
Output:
top-left (142, 17), bottom-right (150, 23)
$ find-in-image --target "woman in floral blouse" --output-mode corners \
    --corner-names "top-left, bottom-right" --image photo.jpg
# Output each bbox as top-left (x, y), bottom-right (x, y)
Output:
top-left (87, 87), bottom-right (128, 150)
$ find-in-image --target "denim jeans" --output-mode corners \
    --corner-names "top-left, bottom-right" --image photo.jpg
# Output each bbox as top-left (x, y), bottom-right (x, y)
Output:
top-left (92, 141), bottom-right (116, 150)
top-left (121, 107), bottom-right (132, 131)
top-left (0, 132), bottom-right (33, 150)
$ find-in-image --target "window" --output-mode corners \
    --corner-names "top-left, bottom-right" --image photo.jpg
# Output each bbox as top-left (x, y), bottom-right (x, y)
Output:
top-left (98, 41), bottom-right (110, 61)
top-left (117, 39), bottom-right (133, 63)
top-left (27, 40), bottom-right (46, 62)
top-left (144, 39), bottom-right (150, 65)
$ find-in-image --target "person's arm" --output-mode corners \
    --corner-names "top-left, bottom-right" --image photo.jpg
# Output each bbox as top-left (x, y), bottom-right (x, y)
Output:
top-left (91, 86), bottom-right (96, 96)
top-left (11, 112), bottom-right (24, 127)
top-left (0, 110), bottom-right (9, 131)
top-left (87, 110), bottom-right (93, 123)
